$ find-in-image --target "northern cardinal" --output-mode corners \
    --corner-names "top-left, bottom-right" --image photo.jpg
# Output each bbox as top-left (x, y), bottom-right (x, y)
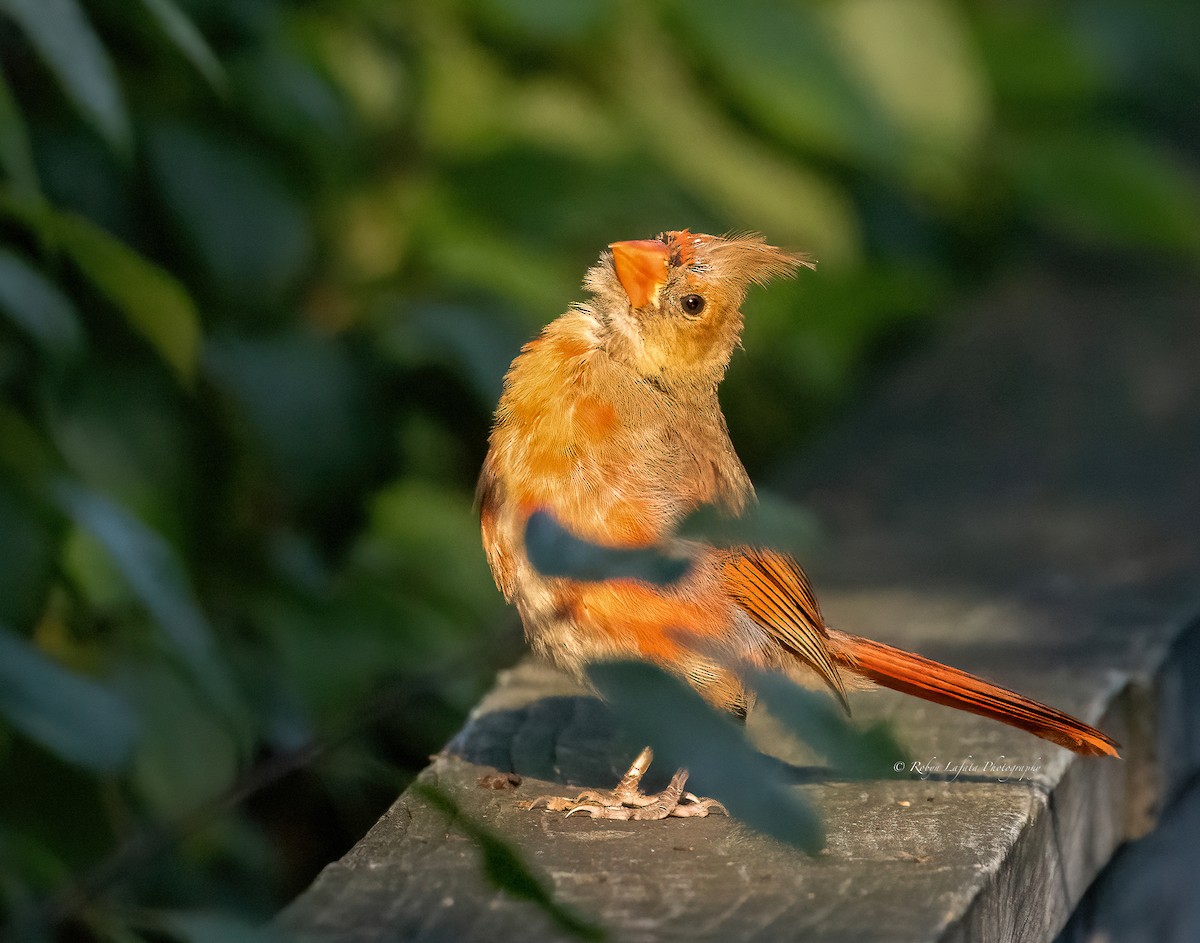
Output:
top-left (478, 231), bottom-right (1118, 819)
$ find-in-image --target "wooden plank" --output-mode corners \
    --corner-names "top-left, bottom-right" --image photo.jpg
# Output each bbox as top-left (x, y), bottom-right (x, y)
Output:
top-left (278, 272), bottom-right (1200, 942)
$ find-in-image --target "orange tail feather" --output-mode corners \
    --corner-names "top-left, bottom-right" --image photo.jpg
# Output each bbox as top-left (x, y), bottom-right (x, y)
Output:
top-left (828, 630), bottom-right (1120, 758)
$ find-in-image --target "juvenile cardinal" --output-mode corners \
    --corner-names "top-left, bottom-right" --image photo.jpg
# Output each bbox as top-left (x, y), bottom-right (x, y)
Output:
top-left (478, 230), bottom-right (1118, 820)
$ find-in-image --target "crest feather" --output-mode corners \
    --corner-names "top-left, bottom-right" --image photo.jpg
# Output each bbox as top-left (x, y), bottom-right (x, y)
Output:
top-left (707, 231), bottom-right (814, 287)
top-left (658, 229), bottom-right (813, 289)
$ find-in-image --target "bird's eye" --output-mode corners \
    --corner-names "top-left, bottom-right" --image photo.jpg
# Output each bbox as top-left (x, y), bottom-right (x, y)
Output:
top-left (680, 294), bottom-right (706, 317)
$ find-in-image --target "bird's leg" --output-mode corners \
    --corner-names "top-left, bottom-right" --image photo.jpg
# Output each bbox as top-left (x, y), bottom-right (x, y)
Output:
top-left (518, 747), bottom-right (728, 820)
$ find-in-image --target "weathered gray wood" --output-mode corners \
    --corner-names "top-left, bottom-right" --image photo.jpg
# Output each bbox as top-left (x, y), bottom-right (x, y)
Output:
top-left (278, 271), bottom-right (1200, 943)
top-left (1058, 736), bottom-right (1200, 943)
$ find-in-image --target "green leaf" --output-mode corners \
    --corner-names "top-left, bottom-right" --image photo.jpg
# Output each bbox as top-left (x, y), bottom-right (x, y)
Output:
top-left (588, 661), bottom-right (825, 852)
top-left (474, 0), bottom-right (604, 43)
top-left (0, 249), bottom-right (85, 363)
top-left (135, 0), bottom-right (225, 91)
top-left (0, 198), bottom-right (199, 381)
top-left (823, 0), bottom-right (989, 192)
top-left (0, 69), bottom-right (40, 197)
top-left (231, 46), bottom-right (350, 148)
top-left (51, 211), bottom-right (201, 383)
top-left (0, 404), bottom-right (58, 481)
top-left (524, 511), bottom-right (692, 586)
top-left (973, 8), bottom-right (1104, 113)
top-left (612, 15), bottom-right (861, 266)
top-left (127, 658), bottom-right (239, 818)
top-left (0, 624), bottom-right (138, 771)
top-left (398, 303), bottom-right (523, 405)
top-left (354, 479), bottom-right (504, 625)
top-left (253, 588), bottom-right (453, 722)
top-left (750, 670), bottom-right (908, 778)
top-left (205, 331), bottom-right (373, 503)
top-left (52, 482), bottom-right (243, 729)
top-left (679, 491), bottom-right (822, 561)
top-left (0, 0), bottom-right (131, 152)
top-left (44, 361), bottom-right (194, 530)
top-left (0, 481), bottom-right (61, 629)
top-left (677, 0), bottom-right (893, 166)
top-left (1009, 130), bottom-right (1200, 258)
top-left (144, 126), bottom-right (311, 308)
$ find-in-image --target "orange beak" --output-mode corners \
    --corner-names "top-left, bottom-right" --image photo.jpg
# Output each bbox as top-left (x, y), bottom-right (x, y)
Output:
top-left (609, 239), bottom-right (669, 309)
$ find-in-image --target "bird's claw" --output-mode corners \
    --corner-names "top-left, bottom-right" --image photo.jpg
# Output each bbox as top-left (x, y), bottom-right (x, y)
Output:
top-left (517, 747), bottom-right (728, 820)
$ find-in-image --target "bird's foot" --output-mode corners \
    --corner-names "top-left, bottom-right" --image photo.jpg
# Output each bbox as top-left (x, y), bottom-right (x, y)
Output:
top-left (518, 747), bottom-right (727, 820)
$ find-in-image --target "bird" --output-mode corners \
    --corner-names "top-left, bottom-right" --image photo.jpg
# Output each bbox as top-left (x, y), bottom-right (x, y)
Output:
top-left (477, 230), bottom-right (1119, 820)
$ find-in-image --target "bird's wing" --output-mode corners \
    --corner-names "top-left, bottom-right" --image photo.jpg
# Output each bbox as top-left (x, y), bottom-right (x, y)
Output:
top-left (720, 547), bottom-right (848, 711)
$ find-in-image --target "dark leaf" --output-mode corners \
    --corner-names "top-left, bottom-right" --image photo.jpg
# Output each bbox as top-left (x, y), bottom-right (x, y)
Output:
top-left (49, 210), bottom-right (201, 383)
top-left (474, 0), bottom-right (605, 43)
top-left (974, 8), bottom-right (1104, 112)
top-left (353, 479), bottom-right (501, 627)
top-left (205, 331), bottom-right (374, 504)
top-left (52, 481), bottom-right (244, 731)
top-left (1010, 130), bottom-right (1200, 258)
top-left (677, 0), bottom-right (893, 165)
top-left (0, 249), bottom-right (85, 363)
top-left (525, 510), bottom-right (692, 586)
top-left (45, 361), bottom-right (193, 524)
top-left (145, 125), bottom-right (311, 308)
top-left (135, 0), bottom-right (225, 91)
top-left (0, 625), bottom-right (137, 772)
top-left (231, 46), bottom-right (350, 148)
top-left (0, 404), bottom-right (58, 481)
top-left (749, 670), bottom-right (908, 779)
top-left (398, 303), bottom-right (523, 405)
top-left (0, 185), bottom-right (200, 385)
top-left (126, 657), bottom-right (240, 817)
top-left (0, 70), bottom-right (40, 198)
top-left (589, 661), bottom-right (824, 852)
top-left (679, 491), bottom-right (821, 560)
top-left (0, 481), bottom-right (61, 629)
top-left (1, 0), bottom-right (130, 152)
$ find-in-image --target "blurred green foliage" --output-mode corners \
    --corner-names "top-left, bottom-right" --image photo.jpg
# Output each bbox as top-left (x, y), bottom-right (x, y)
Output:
top-left (0, 0), bottom-right (1197, 938)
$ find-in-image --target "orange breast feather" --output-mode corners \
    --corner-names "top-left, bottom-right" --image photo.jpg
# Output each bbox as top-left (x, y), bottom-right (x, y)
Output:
top-left (569, 580), bottom-right (730, 662)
